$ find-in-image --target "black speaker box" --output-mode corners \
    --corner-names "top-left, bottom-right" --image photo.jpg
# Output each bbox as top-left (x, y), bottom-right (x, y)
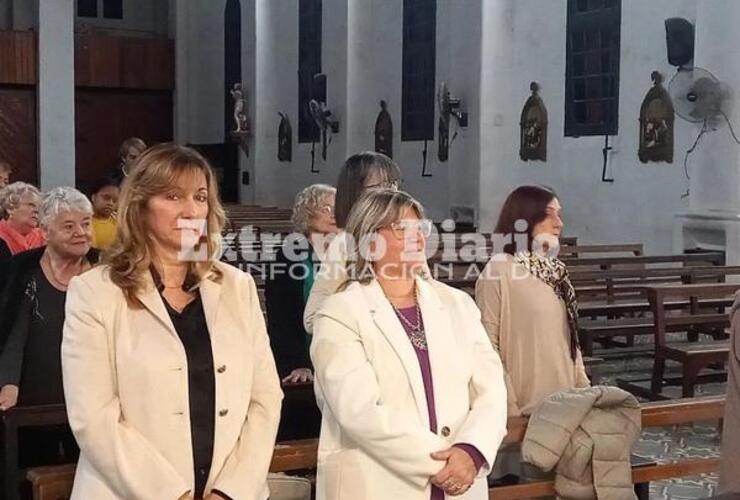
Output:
top-left (665, 17), bottom-right (695, 67)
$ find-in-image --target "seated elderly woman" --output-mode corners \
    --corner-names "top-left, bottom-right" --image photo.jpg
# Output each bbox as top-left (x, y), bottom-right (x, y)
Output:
top-left (0, 187), bottom-right (96, 466)
top-left (265, 183), bottom-right (338, 384)
top-left (0, 182), bottom-right (44, 262)
top-left (310, 189), bottom-right (507, 500)
top-left (0, 186), bottom-right (97, 410)
top-left (264, 184), bottom-right (338, 441)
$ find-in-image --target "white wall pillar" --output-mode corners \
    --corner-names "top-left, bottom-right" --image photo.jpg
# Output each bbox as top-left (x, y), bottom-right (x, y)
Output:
top-left (38, 0), bottom-right (75, 189)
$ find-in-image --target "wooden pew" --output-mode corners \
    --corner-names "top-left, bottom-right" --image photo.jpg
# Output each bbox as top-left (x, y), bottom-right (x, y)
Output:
top-left (1, 404), bottom-right (68, 500)
top-left (26, 396), bottom-right (725, 500)
top-left (644, 283), bottom-right (740, 399)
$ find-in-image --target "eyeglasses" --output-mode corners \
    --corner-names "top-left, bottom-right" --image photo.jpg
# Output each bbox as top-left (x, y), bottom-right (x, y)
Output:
top-left (389, 219), bottom-right (433, 238)
top-left (317, 204), bottom-right (335, 217)
top-left (362, 179), bottom-right (400, 191)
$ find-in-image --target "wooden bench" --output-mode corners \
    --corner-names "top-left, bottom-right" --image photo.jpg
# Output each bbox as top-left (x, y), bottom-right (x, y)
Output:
top-left (1, 405), bottom-right (68, 500)
top-left (24, 397), bottom-right (725, 500)
top-left (644, 283), bottom-right (740, 399)
top-left (28, 396), bottom-right (724, 500)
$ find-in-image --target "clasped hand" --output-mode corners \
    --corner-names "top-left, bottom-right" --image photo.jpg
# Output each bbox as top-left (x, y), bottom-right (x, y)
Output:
top-left (430, 447), bottom-right (477, 496)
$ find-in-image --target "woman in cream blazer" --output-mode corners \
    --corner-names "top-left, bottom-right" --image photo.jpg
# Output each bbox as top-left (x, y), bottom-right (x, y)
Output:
top-left (62, 144), bottom-right (282, 500)
top-left (311, 190), bottom-right (507, 500)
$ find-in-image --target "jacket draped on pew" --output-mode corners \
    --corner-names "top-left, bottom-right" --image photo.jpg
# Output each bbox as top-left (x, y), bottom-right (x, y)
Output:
top-left (522, 385), bottom-right (641, 500)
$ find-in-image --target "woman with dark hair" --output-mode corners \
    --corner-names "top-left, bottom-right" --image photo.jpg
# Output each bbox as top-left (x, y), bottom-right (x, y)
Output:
top-left (475, 185), bottom-right (589, 418)
top-left (303, 151), bottom-right (401, 333)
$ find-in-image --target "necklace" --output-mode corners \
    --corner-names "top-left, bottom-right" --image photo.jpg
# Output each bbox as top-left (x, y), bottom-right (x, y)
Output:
top-left (389, 298), bottom-right (428, 351)
top-left (44, 252), bottom-right (85, 289)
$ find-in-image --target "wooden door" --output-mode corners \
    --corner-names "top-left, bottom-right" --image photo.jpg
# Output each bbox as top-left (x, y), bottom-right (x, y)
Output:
top-left (75, 89), bottom-right (172, 194)
top-left (0, 87), bottom-right (37, 185)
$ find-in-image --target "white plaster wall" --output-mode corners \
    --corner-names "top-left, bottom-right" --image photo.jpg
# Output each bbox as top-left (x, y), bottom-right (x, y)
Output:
top-left (479, 0), bottom-right (698, 253)
top-left (249, 0), bottom-right (481, 220)
top-left (174, 0), bottom-right (225, 145)
top-left (252, 0), bottom-right (348, 208)
top-left (689, 0), bottom-right (740, 213)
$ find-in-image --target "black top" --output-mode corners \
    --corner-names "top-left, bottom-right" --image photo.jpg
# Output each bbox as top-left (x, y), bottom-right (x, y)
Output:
top-left (0, 247), bottom-right (99, 353)
top-left (0, 268), bottom-right (66, 405)
top-left (162, 294), bottom-right (216, 500)
top-left (263, 242), bottom-right (316, 377)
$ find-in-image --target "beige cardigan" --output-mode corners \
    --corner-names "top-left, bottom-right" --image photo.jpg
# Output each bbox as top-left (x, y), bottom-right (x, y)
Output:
top-left (475, 254), bottom-right (589, 416)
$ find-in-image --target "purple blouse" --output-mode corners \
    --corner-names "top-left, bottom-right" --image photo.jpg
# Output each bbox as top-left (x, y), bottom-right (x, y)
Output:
top-left (395, 306), bottom-right (486, 499)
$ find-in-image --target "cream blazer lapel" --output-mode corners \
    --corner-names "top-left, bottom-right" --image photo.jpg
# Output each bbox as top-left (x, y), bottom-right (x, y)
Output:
top-left (136, 273), bottom-right (178, 338)
top-left (361, 280), bottom-right (429, 427)
top-left (416, 277), bottom-right (468, 431)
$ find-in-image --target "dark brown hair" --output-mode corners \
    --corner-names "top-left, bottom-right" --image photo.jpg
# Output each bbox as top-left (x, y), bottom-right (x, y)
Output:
top-left (495, 185), bottom-right (558, 254)
top-left (334, 151), bottom-right (401, 229)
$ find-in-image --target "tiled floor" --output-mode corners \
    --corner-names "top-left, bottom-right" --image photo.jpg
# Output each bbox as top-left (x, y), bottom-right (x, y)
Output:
top-left (597, 337), bottom-right (726, 500)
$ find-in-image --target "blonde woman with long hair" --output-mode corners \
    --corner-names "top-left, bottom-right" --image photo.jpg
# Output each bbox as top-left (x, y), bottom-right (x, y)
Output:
top-left (310, 189), bottom-right (507, 500)
top-left (61, 143), bottom-right (282, 500)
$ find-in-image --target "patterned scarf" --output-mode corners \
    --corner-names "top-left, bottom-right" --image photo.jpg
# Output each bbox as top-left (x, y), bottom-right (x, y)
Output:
top-left (514, 251), bottom-right (580, 360)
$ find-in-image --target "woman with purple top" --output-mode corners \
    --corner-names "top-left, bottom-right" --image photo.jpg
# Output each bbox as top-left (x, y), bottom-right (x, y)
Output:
top-left (310, 189), bottom-right (507, 500)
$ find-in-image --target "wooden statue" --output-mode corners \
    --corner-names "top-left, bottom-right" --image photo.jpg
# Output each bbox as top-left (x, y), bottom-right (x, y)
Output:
top-left (639, 71), bottom-right (674, 163)
top-left (374, 100), bottom-right (393, 158)
top-left (278, 112), bottom-right (292, 162)
top-left (519, 82), bottom-right (548, 162)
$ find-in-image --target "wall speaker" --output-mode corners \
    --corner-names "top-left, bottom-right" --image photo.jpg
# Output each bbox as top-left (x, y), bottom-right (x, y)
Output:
top-left (665, 17), bottom-right (695, 67)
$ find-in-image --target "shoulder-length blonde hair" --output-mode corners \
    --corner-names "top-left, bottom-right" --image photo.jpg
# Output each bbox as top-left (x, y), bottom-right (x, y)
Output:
top-left (105, 143), bottom-right (226, 307)
top-left (342, 189), bottom-right (426, 287)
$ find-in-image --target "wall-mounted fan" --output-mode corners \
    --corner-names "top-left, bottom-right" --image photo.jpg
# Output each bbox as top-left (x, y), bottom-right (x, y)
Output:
top-left (668, 67), bottom-right (733, 127)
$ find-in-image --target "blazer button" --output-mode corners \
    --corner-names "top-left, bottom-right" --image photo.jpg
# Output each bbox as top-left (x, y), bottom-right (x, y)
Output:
top-left (219, 409), bottom-right (229, 417)
top-left (217, 365), bottom-right (227, 373)
top-left (440, 426), bottom-right (451, 437)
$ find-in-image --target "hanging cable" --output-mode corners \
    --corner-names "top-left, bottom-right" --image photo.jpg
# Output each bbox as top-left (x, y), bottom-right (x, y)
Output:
top-left (720, 110), bottom-right (740, 145)
top-left (681, 119), bottom-right (708, 198)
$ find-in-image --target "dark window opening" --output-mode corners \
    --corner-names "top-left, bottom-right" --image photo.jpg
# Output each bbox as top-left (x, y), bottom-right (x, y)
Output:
top-left (77, 0), bottom-right (98, 18)
top-left (103, 0), bottom-right (123, 19)
top-left (565, 0), bottom-right (621, 136)
top-left (401, 0), bottom-right (436, 141)
top-left (298, 0), bottom-right (322, 143)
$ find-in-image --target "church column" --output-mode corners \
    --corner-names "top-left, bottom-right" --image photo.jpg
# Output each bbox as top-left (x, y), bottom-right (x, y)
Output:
top-left (38, 0), bottom-right (75, 189)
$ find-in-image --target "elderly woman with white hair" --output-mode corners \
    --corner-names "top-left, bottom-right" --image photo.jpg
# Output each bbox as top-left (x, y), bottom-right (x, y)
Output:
top-left (0, 181), bottom-right (45, 262)
top-left (265, 184), bottom-right (338, 382)
top-left (0, 186), bottom-right (97, 411)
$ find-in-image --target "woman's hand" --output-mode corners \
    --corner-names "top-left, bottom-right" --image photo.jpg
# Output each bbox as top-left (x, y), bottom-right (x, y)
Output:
top-left (430, 447), bottom-right (476, 496)
top-left (281, 368), bottom-right (313, 384)
top-left (0, 385), bottom-right (19, 411)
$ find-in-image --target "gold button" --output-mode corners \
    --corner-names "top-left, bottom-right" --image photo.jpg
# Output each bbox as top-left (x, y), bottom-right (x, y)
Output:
top-left (217, 365), bottom-right (227, 373)
top-left (440, 426), bottom-right (451, 437)
top-left (219, 409), bottom-right (229, 417)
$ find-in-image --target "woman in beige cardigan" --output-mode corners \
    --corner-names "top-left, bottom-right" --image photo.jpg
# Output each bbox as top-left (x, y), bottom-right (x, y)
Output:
top-left (475, 185), bottom-right (589, 418)
top-left (62, 144), bottom-right (282, 500)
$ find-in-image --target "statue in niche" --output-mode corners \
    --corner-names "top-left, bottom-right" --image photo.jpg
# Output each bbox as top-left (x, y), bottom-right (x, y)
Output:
top-left (229, 83), bottom-right (250, 156)
top-left (639, 71), bottom-right (674, 163)
top-left (278, 112), bottom-right (293, 162)
top-left (230, 83), bottom-right (249, 133)
top-left (519, 82), bottom-right (548, 161)
top-left (374, 100), bottom-right (393, 158)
